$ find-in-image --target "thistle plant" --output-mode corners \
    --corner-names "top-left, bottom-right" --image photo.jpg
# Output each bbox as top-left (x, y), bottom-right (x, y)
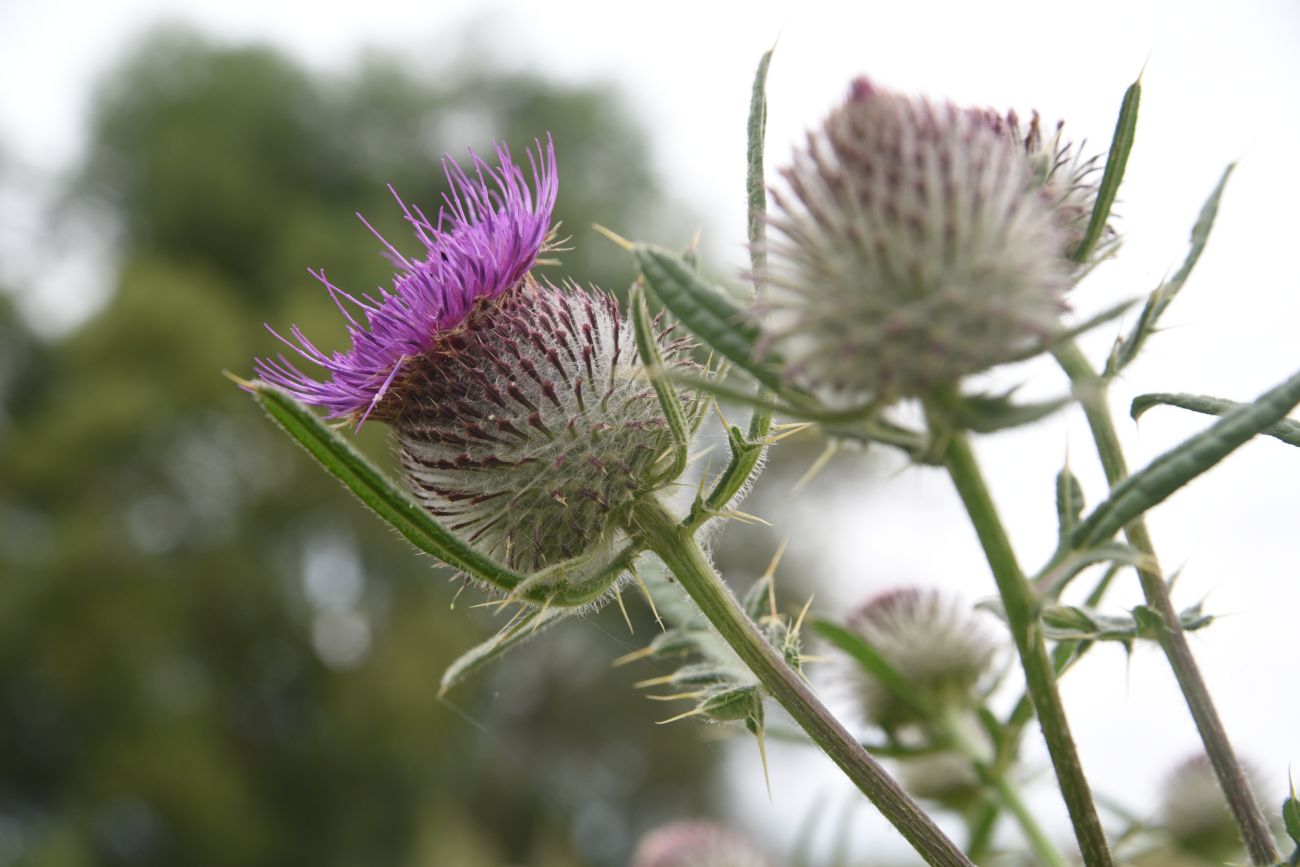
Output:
top-left (240, 45), bottom-right (1300, 867)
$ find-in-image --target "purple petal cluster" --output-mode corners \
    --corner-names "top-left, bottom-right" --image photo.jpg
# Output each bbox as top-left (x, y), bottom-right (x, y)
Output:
top-left (255, 136), bottom-right (557, 423)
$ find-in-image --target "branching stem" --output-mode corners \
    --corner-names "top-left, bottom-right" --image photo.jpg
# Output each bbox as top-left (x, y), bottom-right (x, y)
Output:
top-left (633, 498), bottom-right (974, 867)
top-left (935, 423), bottom-right (1113, 867)
top-left (1053, 340), bottom-right (1279, 865)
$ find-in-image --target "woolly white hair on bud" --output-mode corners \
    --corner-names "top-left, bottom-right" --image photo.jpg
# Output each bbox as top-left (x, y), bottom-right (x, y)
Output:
top-left (759, 78), bottom-right (1076, 406)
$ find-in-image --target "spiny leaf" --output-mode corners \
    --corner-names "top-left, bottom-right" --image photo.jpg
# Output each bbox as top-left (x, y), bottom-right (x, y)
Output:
top-left (1035, 542), bottom-right (1146, 601)
top-left (1073, 77), bottom-right (1140, 263)
top-left (439, 605), bottom-right (568, 695)
top-left (1040, 602), bottom-right (1211, 642)
top-left (1071, 366), bottom-right (1300, 548)
top-left (1107, 164), bottom-right (1235, 375)
top-left (248, 381), bottom-right (525, 593)
top-left (936, 388), bottom-right (1071, 433)
top-left (747, 45), bottom-right (774, 286)
top-left (1131, 391), bottom-right (1300, 447)
top-left (634, 244), bottom-right (784, 391)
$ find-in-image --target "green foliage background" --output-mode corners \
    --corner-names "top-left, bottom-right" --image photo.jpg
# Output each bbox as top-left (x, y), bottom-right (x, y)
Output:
top-left (0, 26), bottom-right (716, 867)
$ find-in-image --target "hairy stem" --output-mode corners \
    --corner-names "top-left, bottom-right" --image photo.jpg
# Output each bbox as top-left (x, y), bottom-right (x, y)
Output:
top-left (633, 498), bottom-right (974, 867)
top-left (938, 711), bottom-right (1067, 867)
top-left (937, 429), bottom-right (1113, 867)
top-left (1054, 340), bottom-right (1280, 865)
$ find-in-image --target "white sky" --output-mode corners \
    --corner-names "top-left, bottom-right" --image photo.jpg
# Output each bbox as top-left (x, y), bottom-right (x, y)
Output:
top-left (3, 0), bottom-right (1299, 861)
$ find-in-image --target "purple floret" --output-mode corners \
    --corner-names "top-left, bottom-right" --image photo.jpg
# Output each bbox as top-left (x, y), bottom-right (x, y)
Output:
top-left (254, 136), bottom-right (557, 425)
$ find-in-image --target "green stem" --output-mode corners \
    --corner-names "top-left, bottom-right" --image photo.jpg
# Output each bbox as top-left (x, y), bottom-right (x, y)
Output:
top-left (938, 429), bottom-right (1113, 867)
top-left (633, 498), bottom-right (974, 867)
top-left (1054, 340), bottom-right (1280, 865)
top-left (938, 712), bottom-right (1067, 867)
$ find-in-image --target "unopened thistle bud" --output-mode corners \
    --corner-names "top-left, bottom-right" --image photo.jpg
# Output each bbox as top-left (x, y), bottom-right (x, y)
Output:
top-left (631, 821), bottom-right (776, 867)
top-left (760, 78), bottom-right (1093, 406)
top-left (1159, 754), bottom-right (1260, 860)
top-left (255, 139), bottom-right (696, 585)
top-left (843, 587), bottom-right (998, 729)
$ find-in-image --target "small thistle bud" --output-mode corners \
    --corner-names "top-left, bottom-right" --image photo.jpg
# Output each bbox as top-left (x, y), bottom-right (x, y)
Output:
top-left (255, 139), bottom-right (696, 591)
top-left (1159, 754), bottom-right (1260, 860)
top-left (631, 821), bottom-right (776, 867)
top-left (898, 751), bottom-right (985, 813)
top-left (842, 587), bottom-right (998, 729)
top-left (760, 78), bottom-right (1081, 406)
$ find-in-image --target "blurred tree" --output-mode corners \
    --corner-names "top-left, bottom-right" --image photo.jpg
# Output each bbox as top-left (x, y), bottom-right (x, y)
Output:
top-left (0, 25), bottom-right (712, 867)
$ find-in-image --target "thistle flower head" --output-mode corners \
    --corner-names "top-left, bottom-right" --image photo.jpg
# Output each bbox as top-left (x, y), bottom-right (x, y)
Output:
top-left (631, 821), bottom-right (776, 867)
top-left (760, 78), bottom-right (1084, 406)
top-left (255, 137), bottom-right (558, 423)
top-left (843, 587), bottom-right (999, 728)
top-left (390, 278), bottom-right (695, 574)
top-left (254, 139), bottom-right (699, 584)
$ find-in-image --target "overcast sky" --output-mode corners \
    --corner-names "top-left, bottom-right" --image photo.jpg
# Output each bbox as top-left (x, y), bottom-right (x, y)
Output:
top-left (3, 0), bottom-right (1299, 860)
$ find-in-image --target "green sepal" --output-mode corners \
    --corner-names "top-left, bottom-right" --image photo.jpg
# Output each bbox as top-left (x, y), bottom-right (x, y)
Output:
top-left (246, 380), bottom-right (526, 593)
top-left (1073, 77), bottom-right (1140, 264)
top-left (1071, 366), bottom-right (1300, 549)
top-left (438, 605), bottom-right (567, 696)
top-left (1132, 391), bottom-right (1300, 448)
top-left (1107, 164), bottom-right (1234, 376)
top-left (813, 618), bottom-right (929, 718)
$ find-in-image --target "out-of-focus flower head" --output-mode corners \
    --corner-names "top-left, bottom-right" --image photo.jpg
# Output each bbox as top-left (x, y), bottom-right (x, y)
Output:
top-left (759, 78), bottom-right (1097, 407)
top-left (631, 820), bottom-right (777, 867)
top-left (843, 587), bottom-right (1000, 729)
top-left (1159, 753), bottom-right (1263, 861)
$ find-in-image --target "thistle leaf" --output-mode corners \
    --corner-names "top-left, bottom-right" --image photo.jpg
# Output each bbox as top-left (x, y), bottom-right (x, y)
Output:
top-left (439, 605), bottom-right (568, 695)
top-left (634, 244), bottom-right (784, 392)
top-left (1131, 391), bottom-right (1300, 447)
top-left (747, 45), bottom-right (774, 286)
top-left (1107, 164), bottom-right (1234, 375)
top-left (1056, 468), bottom-right (1086, 540)
top-left (248, 381), bottom-right (526, 594)
top-left (1071, 366), bottom-right (1300, 548)
top-left (1073, 77), bottom-right (1140, 263)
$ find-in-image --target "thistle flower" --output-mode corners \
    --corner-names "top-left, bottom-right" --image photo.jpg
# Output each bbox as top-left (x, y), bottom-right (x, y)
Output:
top-left (254, 139), bottom-right (697, 581)
top-left (630, 821), bottom-right (776, 867)
top-left (842, 587), bottom-right (999, 729)
top-left (759, 78), bottom-right (1093, 406)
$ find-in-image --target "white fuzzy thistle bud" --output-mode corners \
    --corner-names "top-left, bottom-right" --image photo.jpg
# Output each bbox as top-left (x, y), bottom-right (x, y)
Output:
top-left (843, 587), bottom-right (999, 729)
top-left (760, 78), bottom-right (1083, 406)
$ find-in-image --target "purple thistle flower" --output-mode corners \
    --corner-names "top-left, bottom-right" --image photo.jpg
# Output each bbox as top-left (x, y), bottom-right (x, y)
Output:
top-left (254, 136), bottom-right (558, 425)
